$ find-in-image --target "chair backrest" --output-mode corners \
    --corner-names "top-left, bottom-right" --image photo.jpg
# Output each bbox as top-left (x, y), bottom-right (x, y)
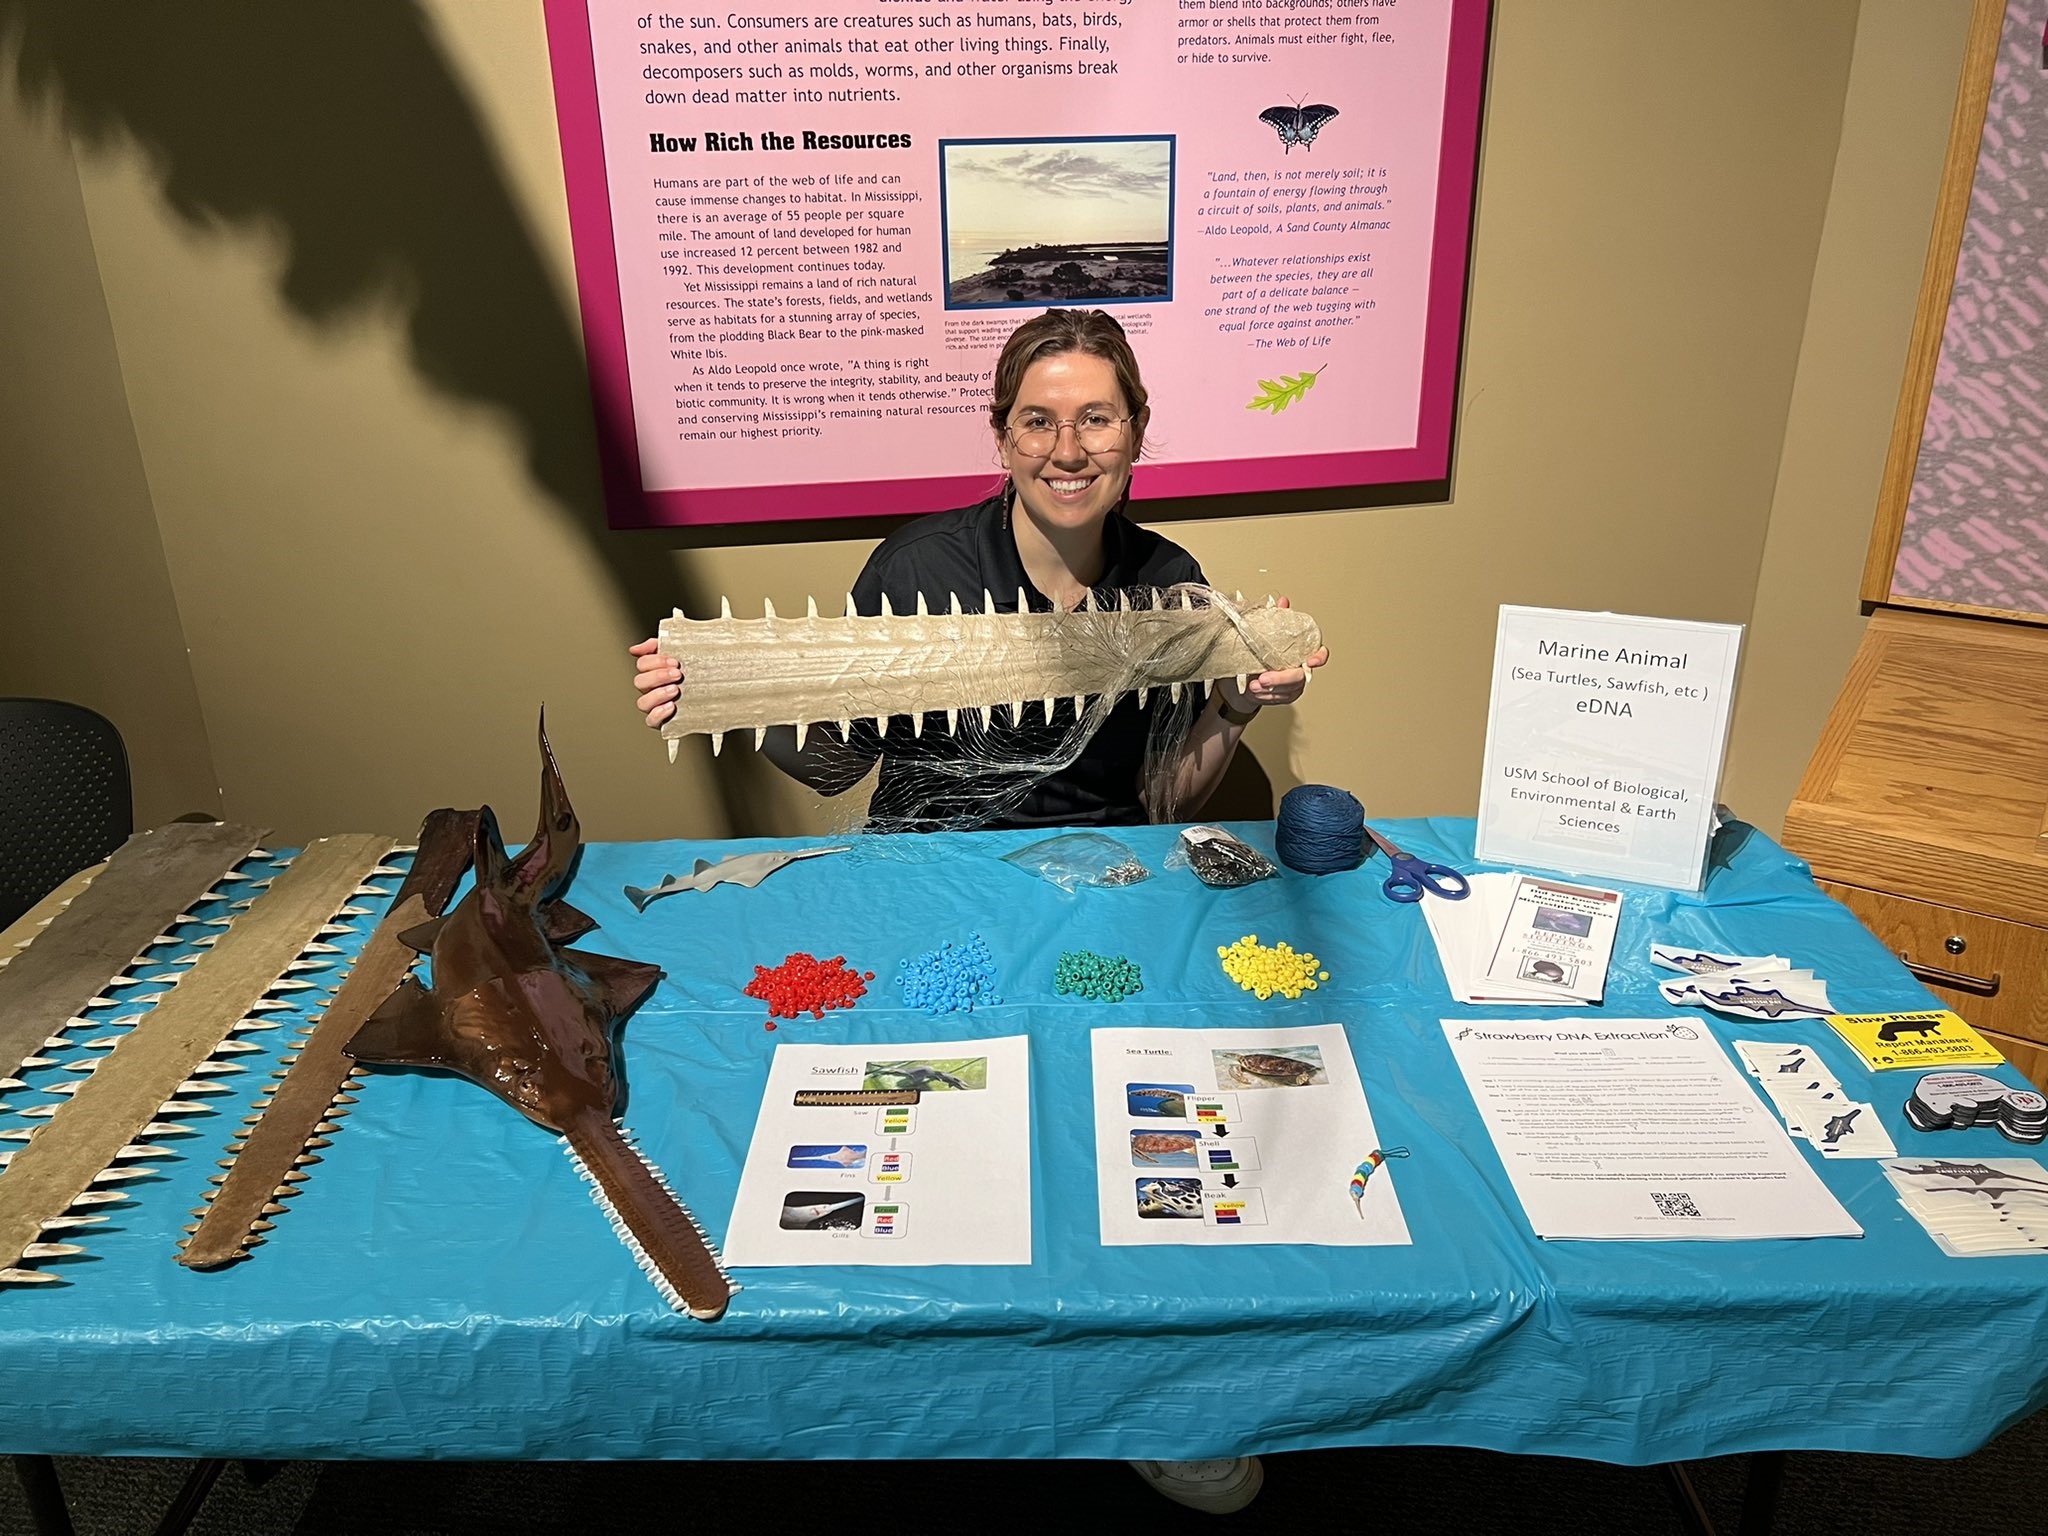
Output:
top-left (0, 699), bottom-right (134, 932)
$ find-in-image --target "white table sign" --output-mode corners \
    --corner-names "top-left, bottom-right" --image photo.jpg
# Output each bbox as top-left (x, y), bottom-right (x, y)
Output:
top-left (1475, 607), bottom-right (1742, 891)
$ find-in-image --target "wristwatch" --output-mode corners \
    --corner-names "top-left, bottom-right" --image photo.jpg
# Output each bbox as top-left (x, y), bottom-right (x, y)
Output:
top-left (1216, 695), bottom-right (1261, 727)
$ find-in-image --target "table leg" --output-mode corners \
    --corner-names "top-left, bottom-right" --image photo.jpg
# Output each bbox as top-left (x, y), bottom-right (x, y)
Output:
top-left (1659, 1461), bottom-right (1716, 1536)
top-left (10, 1455), bottom-right (75, 1536)
top-left (1737, 1451), bottom-right (1786, 1536)
top-left (1658, 1453), bottom-right (1787, 1536)
top-left (149, 1458), bottom-right (227, 1536)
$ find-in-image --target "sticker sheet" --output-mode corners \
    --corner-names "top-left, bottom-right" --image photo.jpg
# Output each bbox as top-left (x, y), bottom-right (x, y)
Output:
top-left (722, 1036), bottom-right (1031, 1267)
top-left (1090, 1024), bottom-right (1411, 1248)
top-left (1882, 1158), bottom-right (2048, 1257)
top-left (1731, 1040), bottom-right (1895, 1159)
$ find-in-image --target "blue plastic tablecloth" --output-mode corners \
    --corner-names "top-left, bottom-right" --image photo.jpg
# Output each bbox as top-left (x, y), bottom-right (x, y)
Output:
top-left (4, 819), bottom-right (2046, 1463)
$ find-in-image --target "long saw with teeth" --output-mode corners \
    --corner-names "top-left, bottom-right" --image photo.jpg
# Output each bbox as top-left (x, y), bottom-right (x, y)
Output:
top-left (0, 834), bottom-right (393, 1288)
top-left (655, 584), bottom-right (1322, 758)
top-left (0, 822), bottom-right (267, 1103)
top-left (178, 813), bottom-right (462, 1267)
top-left (181, 801), bottom-right (607, 1268)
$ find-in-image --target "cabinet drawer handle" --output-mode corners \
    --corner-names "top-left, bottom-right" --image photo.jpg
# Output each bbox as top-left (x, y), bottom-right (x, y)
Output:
top-left (1898, 953), bottom-right (2002, 997)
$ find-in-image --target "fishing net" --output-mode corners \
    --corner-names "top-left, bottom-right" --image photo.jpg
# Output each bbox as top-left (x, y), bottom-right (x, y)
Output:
top-left (660, 582), bottom-right (1315, 838)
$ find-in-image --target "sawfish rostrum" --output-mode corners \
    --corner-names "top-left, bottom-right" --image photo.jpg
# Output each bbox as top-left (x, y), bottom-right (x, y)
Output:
top-left (344, 716), bottom-right (737, 1321)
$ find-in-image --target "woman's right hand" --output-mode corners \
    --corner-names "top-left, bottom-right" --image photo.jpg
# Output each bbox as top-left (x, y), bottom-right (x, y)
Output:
top-left (630, 638), bottom-right (683, 730)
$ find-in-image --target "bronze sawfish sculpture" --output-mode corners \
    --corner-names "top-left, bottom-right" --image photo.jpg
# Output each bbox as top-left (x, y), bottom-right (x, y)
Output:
top-left (655, 585), bottom-right (1321, 757)
top-left (344, 716), bottom-right (737, 1321)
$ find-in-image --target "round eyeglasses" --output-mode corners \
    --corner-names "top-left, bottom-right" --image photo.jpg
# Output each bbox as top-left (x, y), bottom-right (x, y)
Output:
top-left (1005, 412), bottom-right (1132, 460)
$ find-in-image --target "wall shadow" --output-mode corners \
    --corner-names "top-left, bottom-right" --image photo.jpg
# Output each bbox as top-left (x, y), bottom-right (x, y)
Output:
top-left (0, 2), bottom-right (1444, 836)
top-left (0, 0), bottom-right (786, 834)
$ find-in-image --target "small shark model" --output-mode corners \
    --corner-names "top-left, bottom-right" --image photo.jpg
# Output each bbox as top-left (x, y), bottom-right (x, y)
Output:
top-left (624, 845), bottom-right (850, 911)
top-left (345, 715), bottom-right (736, 1322)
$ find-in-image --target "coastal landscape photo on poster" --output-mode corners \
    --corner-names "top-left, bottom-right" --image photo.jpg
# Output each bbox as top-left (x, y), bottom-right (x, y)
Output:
top-left (544, 0), bottom-right (1489, 526)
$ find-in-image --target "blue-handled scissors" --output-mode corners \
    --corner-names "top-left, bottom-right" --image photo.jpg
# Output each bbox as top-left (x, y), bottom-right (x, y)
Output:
top-left (1365, 827), bottom-right (1471, 903)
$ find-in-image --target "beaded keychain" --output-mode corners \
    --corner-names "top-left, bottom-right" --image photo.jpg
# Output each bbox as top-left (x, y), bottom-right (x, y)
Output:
top-left (1349, 1147), bottom-right (1411, 1216)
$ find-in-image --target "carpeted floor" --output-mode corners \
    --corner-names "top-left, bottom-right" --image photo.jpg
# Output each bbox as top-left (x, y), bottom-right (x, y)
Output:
top-left (7, 1406), bottom-right (2045, 1535)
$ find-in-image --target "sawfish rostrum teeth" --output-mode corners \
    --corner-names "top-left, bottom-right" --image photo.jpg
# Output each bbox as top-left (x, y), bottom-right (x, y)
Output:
top-left (655, 587), bottom-right (1320, 750)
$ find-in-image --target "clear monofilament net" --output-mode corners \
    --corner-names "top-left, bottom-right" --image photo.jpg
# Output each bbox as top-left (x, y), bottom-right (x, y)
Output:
top-left (657, 584), bottom-right (1321, 836)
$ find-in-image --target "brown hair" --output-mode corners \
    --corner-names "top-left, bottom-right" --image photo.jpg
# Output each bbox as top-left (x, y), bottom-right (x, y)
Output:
top-left (989, 308), bottom-right (1150, 461)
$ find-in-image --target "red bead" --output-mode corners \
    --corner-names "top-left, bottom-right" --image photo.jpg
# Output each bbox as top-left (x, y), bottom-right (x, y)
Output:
top-left (744, 950), bottom-right (871, 1023)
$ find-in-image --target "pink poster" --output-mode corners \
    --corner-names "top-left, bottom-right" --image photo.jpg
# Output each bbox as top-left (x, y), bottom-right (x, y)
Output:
top-left (545, 0), bottom-right (1489, 528)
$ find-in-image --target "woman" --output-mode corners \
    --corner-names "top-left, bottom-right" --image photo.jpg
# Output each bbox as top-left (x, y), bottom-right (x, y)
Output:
top-left (635, 312), bottom-right (1299, 1508)
top-left (633, 308), bottom-right (1326, 833)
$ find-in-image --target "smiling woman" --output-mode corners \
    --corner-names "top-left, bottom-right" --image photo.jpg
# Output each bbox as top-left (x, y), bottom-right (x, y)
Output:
top-left (629, 307), bottom-right (1328, 831)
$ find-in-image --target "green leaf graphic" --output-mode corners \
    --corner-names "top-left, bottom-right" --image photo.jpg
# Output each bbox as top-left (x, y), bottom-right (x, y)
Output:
top-left (1245, 367), bottom-right (1326, 414)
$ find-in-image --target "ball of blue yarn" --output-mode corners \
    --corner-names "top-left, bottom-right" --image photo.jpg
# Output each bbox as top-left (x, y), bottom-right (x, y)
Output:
top-left (1275, 784), bottom-right (1366, 874)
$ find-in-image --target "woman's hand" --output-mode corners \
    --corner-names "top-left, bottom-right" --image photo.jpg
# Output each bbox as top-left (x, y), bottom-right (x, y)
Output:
top-left (1216, 596), bottom-right (1328, 714)
top-left (630, 638), bottom-right (683, 730)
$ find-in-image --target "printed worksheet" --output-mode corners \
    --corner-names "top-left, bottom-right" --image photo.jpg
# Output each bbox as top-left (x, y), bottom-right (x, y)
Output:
top-left (1090, 1024), bottom-right (1411, 1248)
top-left (723, 1036), bottom-right (1030, 1267)
top-left (1442, 1018), bottom-right (1862, 1240)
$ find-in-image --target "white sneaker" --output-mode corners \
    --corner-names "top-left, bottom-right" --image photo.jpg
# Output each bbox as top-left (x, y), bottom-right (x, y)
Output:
top-left (1129, 1456), bottom-right (1265, 1514)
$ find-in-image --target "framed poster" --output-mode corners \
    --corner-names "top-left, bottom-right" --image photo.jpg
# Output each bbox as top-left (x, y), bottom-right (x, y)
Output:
top-left (543, 0), bottom-right (1490, 527)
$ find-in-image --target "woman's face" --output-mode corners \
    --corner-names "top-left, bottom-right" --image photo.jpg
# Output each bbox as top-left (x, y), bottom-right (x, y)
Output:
top-left (997, 351), bottom-right (1139, 539)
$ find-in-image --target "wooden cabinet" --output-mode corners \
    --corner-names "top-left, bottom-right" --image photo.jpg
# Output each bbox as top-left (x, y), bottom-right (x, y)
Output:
top-left (1786, 608), bottom-right (2048, 1089)
top-left (1787, 2), bottom-right (2048, 1091)
top-left (1815, 881), bottom-right (2048, 1088)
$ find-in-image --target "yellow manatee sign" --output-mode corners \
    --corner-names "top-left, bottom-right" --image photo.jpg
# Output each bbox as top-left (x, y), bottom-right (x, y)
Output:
top-left (1826, 1010), bottom-right (2006, 1071)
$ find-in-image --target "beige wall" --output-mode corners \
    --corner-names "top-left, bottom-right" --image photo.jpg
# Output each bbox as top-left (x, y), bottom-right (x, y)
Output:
top-left (0, 2), bottom-right (1973, 846)
top-left (1722, 2), bottom-right (1974, 835)
top-left (0, 61), bottom-right (217, 829)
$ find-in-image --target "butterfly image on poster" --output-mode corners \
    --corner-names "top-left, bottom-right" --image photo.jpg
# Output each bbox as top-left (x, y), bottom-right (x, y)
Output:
top-left (1258, 102), bottom-right (1340, 154)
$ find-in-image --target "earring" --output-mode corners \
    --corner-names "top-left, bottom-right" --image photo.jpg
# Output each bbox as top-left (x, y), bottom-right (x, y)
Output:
top-left (1002, 479), bottom-right (1017, 529)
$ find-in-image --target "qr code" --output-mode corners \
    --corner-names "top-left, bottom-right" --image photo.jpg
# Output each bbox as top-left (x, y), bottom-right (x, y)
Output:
top-left (1651, 1191), bottom-right (1702, 1218)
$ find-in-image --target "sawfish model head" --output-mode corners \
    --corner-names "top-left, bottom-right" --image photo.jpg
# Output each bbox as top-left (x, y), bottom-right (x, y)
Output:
top-left (345, 715), bottom-right (658, 1133)
top-left (343, 714), bottom-right (737, 1321)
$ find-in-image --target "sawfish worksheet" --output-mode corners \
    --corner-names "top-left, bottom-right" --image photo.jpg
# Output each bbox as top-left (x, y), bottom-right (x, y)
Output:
top-left (1090, 1024), bottom-right (1411, 1248)
top-left (723, 1036), bottom-right (1031, 1267)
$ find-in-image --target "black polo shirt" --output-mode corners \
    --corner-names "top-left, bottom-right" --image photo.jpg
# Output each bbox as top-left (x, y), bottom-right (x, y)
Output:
top-left (848, 494), bottom-right (1205, 830)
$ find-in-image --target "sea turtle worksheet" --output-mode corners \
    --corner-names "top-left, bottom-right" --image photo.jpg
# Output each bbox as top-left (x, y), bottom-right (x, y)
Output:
top-left (723, 1036), bottom-right (1031, 1267)
top-left (1090, 1024), bottom-right (1411, 1248)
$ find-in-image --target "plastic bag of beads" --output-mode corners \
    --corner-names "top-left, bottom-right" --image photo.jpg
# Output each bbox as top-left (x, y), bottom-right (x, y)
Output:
top-left (1169, 825), bottom-right (1277, 889)
top-left (1001, 832), bottom-right (1151, 893)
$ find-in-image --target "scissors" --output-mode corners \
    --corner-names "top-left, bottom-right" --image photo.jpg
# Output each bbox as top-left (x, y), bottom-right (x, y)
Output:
top-left (1364, 826), bottom-right (1471, 903)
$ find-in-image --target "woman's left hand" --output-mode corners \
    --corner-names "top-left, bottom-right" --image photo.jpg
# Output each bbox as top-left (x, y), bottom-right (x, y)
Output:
top-left (1217, 597), bottom-right (1328, 712)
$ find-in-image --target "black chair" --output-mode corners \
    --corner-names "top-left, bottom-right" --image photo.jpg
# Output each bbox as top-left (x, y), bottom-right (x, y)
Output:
top-left (0, 698), bottom-right (133, 932)
top-left (0, 705), bottom-right (247, 1533)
